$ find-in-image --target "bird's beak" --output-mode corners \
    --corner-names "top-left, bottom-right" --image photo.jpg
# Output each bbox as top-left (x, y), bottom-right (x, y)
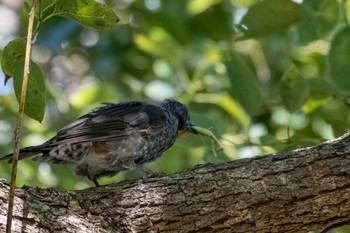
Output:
top-left (187, 122), bottom-right (198, 134)
top-left (178, 122), bottom-right (198, 138)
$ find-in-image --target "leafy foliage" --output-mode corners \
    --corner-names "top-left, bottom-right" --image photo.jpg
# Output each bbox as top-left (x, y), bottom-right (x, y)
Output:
top-left (1, 37), bottom-right (27, 80)
top-left (13, 61), bottom-right (46, 122)
top-left (327, 25), bottom-right (350, 96)
top-left (239, 0), bottom-right (309, 38)
top-left (54, 0), bottom-right (119, 29)
top-left (225, 52), bottom-right (262, 115)
top-left (280, 64), bottom-right (309, 112)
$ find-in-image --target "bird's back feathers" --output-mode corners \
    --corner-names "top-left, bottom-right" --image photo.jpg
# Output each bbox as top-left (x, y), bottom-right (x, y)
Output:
top-left (53, 101), bottom-right (168, 144)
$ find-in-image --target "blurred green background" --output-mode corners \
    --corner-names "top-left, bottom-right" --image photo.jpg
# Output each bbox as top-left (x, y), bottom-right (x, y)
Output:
top-left (1, 0), bottom-right (350, 204)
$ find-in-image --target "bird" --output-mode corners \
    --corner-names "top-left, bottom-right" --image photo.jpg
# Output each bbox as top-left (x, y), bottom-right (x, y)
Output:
top-left (1, 99), bottom-right (198, 186)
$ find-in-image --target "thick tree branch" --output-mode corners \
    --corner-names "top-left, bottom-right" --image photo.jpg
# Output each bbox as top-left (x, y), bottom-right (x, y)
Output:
top-left (1, 133), bottom-right (350, 232)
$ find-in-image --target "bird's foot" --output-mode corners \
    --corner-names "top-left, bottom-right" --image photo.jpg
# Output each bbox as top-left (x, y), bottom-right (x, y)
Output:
top-left (141, 166), bottom-right (166, 182)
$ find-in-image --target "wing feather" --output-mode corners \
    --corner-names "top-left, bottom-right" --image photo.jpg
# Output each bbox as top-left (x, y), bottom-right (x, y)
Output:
top-left (52, 101), bottom-right (168, 144)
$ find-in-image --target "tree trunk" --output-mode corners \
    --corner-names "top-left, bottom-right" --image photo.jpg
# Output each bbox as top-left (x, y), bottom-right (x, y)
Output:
top-left (1, 133), bottom-right (350, 233)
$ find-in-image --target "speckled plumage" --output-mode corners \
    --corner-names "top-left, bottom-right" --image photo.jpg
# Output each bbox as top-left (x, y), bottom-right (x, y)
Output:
top-left (1, 99), bottom-right (197, 186)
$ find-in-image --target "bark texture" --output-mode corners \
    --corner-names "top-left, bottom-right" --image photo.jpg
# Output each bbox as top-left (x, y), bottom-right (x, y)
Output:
top-left (1, 133), bottom-right (350, 233)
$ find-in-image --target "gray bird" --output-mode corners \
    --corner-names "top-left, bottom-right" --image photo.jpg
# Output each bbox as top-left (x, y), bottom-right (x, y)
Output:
top-left (1, 99), bottom-right (197, 186)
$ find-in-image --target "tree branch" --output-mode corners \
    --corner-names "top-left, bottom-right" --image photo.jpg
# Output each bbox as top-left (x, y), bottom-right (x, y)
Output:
top-left (2, 133), bottom-right (350, 232)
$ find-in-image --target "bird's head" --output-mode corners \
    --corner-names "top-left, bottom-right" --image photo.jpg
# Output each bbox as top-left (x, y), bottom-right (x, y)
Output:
top-left (161, 99), bottom-right (197, 135)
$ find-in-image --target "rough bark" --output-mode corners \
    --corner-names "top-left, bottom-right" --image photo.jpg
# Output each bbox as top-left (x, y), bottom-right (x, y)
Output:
top-left (1, 133), bottom-right (350, 233)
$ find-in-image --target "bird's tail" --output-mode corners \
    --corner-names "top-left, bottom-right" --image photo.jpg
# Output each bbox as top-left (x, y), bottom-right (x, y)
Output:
top-left (0, 145), bottom-right (45, 163)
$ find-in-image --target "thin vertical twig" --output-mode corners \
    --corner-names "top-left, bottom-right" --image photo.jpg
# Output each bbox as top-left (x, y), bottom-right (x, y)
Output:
top-left (6, 0), bottom-right (39, 232)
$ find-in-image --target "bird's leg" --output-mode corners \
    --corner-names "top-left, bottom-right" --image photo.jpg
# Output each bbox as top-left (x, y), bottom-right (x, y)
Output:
top-left (93, 180), bottom-right (100, 187)
top-left (141, 165), bottom-right (155, 181)
top-left (87, 174), bottom-right (100, 187)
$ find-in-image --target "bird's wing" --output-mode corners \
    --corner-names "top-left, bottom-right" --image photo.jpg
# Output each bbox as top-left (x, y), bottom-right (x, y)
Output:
top-left (53, 101), bottom-right (168, 144)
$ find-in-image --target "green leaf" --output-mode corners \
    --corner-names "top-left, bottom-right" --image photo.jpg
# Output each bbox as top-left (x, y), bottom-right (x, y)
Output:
top-left (239, 0), bottom-right (309, 38)
top-left (187, 0), bottom-right (221, 14)
top-left (54, 0), bottom-right (119, 30)
top-left (193, 93), bottom-right (250, 129)
top-left (297, 0), bottom-right (339, 43)
top-left (327, 26), bottom-right (350, 96)
top-left (280, 65), bottom-right (309, 112)
top-left (307, 78), bottom-right (333, 99)
top-left (225, 52), bottom-right (262, 116)
top-left (1, 37), bottom-right (27, 81)
top-left (13, 61), bottom-right (46, 122)
top-left (302, 0), bottom-right (324, 9)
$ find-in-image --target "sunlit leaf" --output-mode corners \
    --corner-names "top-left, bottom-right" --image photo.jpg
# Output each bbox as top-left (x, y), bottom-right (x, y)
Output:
top-left (225, 52), bottom-right (262, 116)
top-left (239, 0), bottom-right (309, 38)
top-left (302, 98), bottom-right (329, 113)
top-left (280, 65), bottom-right (309, 112)
top-left (193, 93), bottom-right (250, 129)
top-left (187, 0), bottom-right (221, 14)
top-left (54, 0), bottom-right (119, 30)
top-left (217, 94), bottom-right (250, 129)
top-left (69, 83), bottom-right (98, 108)
top-left (1, 37), bottom-right (27, 82)
top-left (327, 26), bottom-right (350, 96)
top-left (13, 61), bottom-right (46, 122)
